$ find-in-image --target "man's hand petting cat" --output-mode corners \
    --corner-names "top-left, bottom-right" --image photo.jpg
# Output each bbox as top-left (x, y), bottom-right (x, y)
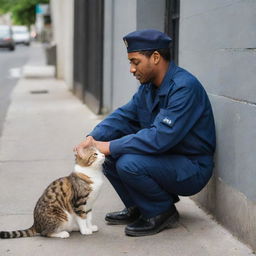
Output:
top-left (74, 136), bottom-right (110, 157)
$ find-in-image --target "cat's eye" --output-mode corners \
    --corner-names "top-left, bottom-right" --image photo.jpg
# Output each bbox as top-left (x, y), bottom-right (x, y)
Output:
top-left (94, 153), bottom-right (98, 156)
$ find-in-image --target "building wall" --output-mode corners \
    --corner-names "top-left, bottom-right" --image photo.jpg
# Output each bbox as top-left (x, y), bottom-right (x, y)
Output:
top-left (102, 0), bottom-right (166, 112)
top-left (103, 0), bottom-right (137, 113)
top-left (0, 13), bottom-right (11, 25)
top-left (137, 0), bottom-right (165, 31)
top-left (50, 0), bottom-right (74, 90)
top-left (179, 0), bottom-right (256, 249)
top-left (51, 0), bottom-right (166, 113)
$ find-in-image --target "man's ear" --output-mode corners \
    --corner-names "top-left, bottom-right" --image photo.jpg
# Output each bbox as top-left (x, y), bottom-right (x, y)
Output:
top-left (152, 51), bottom-right (161, 64)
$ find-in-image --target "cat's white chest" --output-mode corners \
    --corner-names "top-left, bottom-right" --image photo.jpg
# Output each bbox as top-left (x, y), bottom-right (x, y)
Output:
top-left (87, 176), bottom-right (103, 208)
top-left (74, 164), bottom-right (103, 210)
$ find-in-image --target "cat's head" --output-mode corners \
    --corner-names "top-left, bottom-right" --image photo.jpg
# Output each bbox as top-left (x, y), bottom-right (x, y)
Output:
top-left (75, 146), bottom-right (105, 168)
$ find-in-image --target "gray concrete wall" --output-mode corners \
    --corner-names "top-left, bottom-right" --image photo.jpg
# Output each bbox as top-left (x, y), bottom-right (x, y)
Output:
top-left (179, 0), bottom-right (256, 249)
top-left (102, 0), bottom-right (166, 112)
top-left (137, 0), bottom-right (165, 31)
top-left (103, 0), bottom-right (137, 112)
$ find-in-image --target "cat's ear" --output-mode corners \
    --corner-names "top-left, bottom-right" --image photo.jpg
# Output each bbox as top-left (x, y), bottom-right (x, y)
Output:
top-left (76, 147), bottom-right (87, 160)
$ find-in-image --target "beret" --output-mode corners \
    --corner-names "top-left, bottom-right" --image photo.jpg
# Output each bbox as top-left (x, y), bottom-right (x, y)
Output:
top-left (123, 29), bottom-right (172, 53)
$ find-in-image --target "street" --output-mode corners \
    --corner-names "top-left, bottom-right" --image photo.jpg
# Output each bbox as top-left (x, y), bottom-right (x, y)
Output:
top-left (0, 44), bottom-right (30, 136)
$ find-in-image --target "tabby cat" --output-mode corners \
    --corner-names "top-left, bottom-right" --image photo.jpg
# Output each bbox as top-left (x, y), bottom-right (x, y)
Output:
top-left (0, 146), bottom-right (105, 239)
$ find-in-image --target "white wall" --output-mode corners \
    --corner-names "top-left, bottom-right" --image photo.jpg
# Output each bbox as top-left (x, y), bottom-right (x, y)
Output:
top-left (0, 13), bottom-right (11, 25)
top-left (50, 0), bottom-right (74, 90)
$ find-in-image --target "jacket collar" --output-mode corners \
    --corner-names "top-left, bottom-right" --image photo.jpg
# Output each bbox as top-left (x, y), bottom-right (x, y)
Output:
top-left (148, 61), bottom-right (177, 111)
top-left (157, 60), bottom-right (177, 96)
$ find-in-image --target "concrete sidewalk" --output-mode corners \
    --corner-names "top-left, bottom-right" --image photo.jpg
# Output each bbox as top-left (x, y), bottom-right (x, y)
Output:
top-left (0, 44), bottom-right (253, 256)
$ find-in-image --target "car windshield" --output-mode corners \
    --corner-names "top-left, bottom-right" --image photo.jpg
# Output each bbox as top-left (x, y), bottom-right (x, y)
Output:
top-left (14, 30), bottom-right (27, 34)
top-left (13, 27), bottom-right (28, 33)
top-left (0, 29), bottom-right (10, 37)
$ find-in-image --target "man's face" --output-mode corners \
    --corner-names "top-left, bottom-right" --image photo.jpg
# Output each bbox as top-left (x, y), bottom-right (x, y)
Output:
top-left (128, 52), bottom-right (155, 84)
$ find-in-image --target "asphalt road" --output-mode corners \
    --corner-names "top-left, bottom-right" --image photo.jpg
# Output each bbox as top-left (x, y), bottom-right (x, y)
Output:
top-left (0, 44), bottom-right (30, 136)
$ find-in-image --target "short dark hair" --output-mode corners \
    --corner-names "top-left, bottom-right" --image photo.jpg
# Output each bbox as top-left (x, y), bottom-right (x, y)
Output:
top-left (138, 48), bottom-right (171, 61)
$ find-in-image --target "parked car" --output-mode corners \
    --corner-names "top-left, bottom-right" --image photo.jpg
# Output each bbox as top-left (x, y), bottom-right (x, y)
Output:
top-left (0, 25), bottom-right (15, 51)
top-left (12, 25), bottom-right (30, 46)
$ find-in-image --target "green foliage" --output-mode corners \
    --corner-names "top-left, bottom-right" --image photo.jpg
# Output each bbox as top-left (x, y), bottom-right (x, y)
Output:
top-left (0, 0), bottom-right (49, 26)
top-left (0, 0), bottom-right (17, 14)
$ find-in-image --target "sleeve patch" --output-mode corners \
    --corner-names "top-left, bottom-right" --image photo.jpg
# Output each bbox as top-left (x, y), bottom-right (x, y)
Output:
top-left (162, 117), bottom-right (172, 126)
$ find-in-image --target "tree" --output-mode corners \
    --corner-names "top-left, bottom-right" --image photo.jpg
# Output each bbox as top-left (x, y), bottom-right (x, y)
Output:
top-left (0, 0), bottom-right (49, 26)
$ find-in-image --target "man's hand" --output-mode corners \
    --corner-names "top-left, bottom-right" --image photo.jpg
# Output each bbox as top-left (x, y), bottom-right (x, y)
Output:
top-left (73, 136), bottom-right (95, 158)
top-left (94, 140), bottom-right (110, 156)
top-left (74, 136), bottom-right (110, 157)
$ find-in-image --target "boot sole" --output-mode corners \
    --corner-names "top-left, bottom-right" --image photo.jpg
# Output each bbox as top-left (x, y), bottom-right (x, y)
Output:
top-left (125, 211), bottom-right (179, 237)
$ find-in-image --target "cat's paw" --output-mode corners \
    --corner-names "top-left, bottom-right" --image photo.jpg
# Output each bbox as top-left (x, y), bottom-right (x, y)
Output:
top-left (50, 231), bottom-right (70, 239)
top-left (80, 229), bottom-right (93, 235)
top-left (91, 225), bottom-right (98, 232)
top-left (60, 231), bottom-right (70, 238)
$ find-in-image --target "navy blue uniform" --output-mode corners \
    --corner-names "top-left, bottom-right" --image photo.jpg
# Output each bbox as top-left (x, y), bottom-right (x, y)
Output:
top-left (89, 61), bottom-right (216, 217)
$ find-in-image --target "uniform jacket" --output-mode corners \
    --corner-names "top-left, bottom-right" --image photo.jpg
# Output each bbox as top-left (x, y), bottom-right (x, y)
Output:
top-left (89, 61), bottom-right (216, 164)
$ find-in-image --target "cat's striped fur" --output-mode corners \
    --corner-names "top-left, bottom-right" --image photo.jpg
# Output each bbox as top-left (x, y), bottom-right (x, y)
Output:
top-left (0, 146), bottom-right (105, 239)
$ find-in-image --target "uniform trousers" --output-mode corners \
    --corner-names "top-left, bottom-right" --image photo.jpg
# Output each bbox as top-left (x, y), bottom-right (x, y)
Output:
top-left (103, 154), bottom-right (213, 218)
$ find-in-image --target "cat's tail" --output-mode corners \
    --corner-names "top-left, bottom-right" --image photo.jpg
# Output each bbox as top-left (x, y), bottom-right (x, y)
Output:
top-left (0, 225), bottom-right (38, 239)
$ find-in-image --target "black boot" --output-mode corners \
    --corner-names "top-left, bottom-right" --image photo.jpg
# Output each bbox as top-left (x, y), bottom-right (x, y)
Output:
top-left (105, 206), bottom-right (141, 225)
top-left (125, 205), bottom-right (179, 236)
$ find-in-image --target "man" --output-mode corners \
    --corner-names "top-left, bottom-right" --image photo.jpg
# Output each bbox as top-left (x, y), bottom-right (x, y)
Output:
top-left (74, 29), bottom-right (216, 237)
